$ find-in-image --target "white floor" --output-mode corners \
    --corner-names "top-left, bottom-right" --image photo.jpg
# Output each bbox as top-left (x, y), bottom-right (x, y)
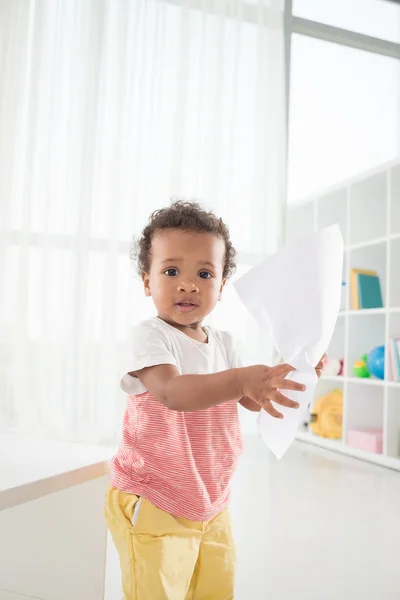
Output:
top-left (105, 436), bottom-right (400, 600)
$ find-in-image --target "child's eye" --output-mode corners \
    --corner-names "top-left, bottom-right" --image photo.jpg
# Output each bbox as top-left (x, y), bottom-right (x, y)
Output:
top-left (199, 271), bottom-right (212, 279)
top-left (164, 268), bottom-right (179, 277)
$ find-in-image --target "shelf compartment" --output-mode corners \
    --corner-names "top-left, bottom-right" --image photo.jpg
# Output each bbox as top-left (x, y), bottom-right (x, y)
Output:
top-left (349, 172), bottom-right (387, 246)
top-left (314, 378), bottom-right (344, 395)
top-left (326, 316), bottom-right (345, 363)
top-left (346, 382), bottom-right (384, 433)
top-left (347, 312), bottom-right (385, 378)
top-left (348, 242), bottom-right (386, 310)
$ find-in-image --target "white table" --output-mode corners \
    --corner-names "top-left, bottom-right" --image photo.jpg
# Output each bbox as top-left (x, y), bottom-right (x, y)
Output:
top-left (0, 434), bottom-right (114, 600)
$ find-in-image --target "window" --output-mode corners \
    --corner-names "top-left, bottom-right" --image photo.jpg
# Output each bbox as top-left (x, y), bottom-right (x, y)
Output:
top-left (293, 0), bottom-right (400, 43)
top-left (288, 34), bottom-right (400, 202)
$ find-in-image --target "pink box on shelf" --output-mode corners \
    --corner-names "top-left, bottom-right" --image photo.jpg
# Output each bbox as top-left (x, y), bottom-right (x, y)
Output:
top-left (347, 429), bottom-right (383, 454)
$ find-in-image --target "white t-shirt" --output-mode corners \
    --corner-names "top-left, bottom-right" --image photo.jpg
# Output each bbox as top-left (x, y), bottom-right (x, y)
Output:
top-left (121, 317), bottom-right (241, 395)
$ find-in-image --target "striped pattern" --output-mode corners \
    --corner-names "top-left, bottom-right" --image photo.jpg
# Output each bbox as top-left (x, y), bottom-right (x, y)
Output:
top-left (110, 391), bottom-right (244, 521)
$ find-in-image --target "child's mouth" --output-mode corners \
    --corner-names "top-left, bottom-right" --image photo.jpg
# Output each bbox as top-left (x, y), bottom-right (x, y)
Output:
top-left (175, 302), bottom-right (197, 313)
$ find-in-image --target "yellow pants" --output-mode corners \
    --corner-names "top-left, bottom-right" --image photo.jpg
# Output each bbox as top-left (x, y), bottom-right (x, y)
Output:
top-left (105, 486), bottom-right (236, 600)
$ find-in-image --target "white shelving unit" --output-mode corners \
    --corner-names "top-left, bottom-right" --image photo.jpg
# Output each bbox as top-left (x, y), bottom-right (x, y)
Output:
top-left (287, 158), bottom-right (400, 471)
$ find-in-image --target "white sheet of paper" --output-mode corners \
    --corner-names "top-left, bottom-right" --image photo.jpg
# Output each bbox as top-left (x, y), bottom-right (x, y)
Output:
top-left (234, 225), bottom-right (344, 459)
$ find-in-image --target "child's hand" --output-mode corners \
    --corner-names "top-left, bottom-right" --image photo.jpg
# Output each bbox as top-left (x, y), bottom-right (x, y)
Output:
top-left (239, 364), bottom-right (305, 419)
top-left (315, 354), bottom-right (326, 379)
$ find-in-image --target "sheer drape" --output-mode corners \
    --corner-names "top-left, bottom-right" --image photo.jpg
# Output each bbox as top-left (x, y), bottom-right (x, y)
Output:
top-left (0, 0), bottom-right (286, 442)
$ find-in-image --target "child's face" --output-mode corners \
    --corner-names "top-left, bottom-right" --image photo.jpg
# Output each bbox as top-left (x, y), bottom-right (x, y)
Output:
top-left (143, 229), bottom-right (226, 329)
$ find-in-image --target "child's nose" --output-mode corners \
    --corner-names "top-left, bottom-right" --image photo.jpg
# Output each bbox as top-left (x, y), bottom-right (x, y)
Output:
top-left (178, 280), bottom-right (199, 293)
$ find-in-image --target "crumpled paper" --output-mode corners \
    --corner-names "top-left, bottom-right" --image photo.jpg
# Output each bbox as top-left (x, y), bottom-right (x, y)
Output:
top-left (234, 225), bottom-right (344, 459)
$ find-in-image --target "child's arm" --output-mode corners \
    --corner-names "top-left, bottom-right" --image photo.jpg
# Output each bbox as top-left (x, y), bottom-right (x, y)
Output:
top-left (135, 363), bottom-right (305, 417)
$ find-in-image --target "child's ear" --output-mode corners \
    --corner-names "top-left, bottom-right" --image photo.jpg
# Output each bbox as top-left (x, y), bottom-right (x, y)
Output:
top-left (218, 278), bottom-right (227, 301)
top-left (142, 272), bottom-right (151, 297)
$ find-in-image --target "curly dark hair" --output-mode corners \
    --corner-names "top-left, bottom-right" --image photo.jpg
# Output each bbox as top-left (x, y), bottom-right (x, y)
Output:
top-left (132, 200), bottom-right (236, 279)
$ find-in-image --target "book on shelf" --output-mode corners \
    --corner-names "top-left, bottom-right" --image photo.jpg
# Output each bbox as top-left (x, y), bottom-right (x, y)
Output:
top-left (350, 268), bottom-right (376, 309)
top-left (350, 268), bottom-right (383, 310)
top-left (357, 273), bottom-right (383, 309)
top-left (389, 339), bottom-right (400, 381)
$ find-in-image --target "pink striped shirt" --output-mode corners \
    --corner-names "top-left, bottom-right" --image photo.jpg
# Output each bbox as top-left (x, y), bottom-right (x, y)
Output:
top-left (110, 317), bottom-right (244, 521)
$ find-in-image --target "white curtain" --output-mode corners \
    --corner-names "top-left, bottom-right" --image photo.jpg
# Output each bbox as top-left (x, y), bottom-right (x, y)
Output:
top-left (0, 0), bottom-right (287, 443)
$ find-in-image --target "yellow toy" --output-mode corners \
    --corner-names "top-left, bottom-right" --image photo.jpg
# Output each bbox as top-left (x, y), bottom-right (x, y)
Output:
top-left (310, 388), bottom-right (343, 439)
